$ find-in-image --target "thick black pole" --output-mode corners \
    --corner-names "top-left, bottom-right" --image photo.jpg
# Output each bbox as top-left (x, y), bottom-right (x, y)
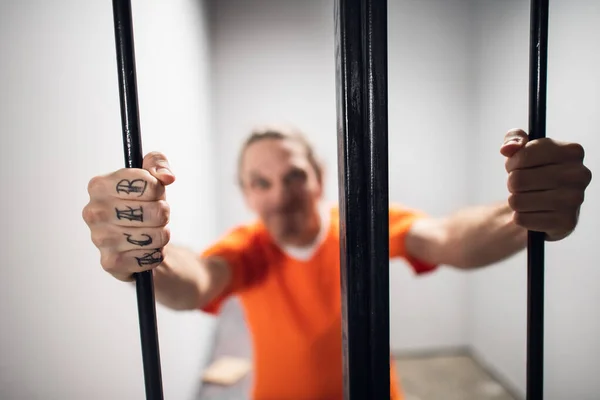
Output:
top-left (111, 1), bottom-right (164, 399)
top-left (527, 0), bottom-right (549, 399)
top-left (334, 0), bottom-right (390, 399)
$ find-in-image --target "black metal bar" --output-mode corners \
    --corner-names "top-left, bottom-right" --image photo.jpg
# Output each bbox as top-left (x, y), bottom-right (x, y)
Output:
top-left (527, 0), bottom-right (549, 399)
top-left (334, 0), bottom-right (389, 399)
top-left (111, 1), bottom-right (164, 399)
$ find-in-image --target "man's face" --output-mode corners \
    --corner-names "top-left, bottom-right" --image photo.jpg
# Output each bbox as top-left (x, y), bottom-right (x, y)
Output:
top-left (240, 138), bottom-right (323, 246)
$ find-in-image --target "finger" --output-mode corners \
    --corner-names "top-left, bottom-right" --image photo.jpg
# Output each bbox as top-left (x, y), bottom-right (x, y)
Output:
top-left (505, 139), bottom-right (584, 172)
top-left (508, 189), bottom-right (584, 213)
top-left (83, 199), bottom-right (170, 228)
top-left (88, 169), bottom-right (165, 201)
top-left (112, 199), bottom-right (170, 227)
top-left (507, 163), bottom-right (590, 193)
top-left (500, 128), bottom-right (529, 158)
top-left (143, 151), bottom-right (176, 186)
top-left (91, 225), bottom-right (171, 253)
top-left (101, 248), bottom-right (165, 279)
top-left (513, 211), bottom-right (578, 236)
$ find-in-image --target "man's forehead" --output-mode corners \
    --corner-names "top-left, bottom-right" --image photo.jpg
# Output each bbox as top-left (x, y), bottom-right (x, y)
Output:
top-left (243, 139), bottom-right (306, 165)
top-left (246, 137), bottom-right (302, 154)
top-left (242, 145), bottom-right (310, 181)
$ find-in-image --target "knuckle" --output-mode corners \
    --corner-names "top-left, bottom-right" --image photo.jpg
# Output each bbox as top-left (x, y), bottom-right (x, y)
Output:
top-left (100, 251), bottom-right (119, 273)
top-left (580, 166), bottom-right (593, 186)
top-left (585, 167), bottom-right (592, 184)
top-left (567, 143), bottom-right (585, 161)
top-left (512, 212), bottom-right (526, 227)
top-left (91, 230), bottom-right (116, 248)
top-left (568, 213), bottom-right (578, 230)
top-left (115, 167), bottom-right (143, 176)
top-left (506, 174), bottom-right (513, 192)
top-left (157, 200), bottom-right (171, 225)
top-left (524, 138), bottom-right (543, 155)
top-left (114, 168), bottom-right (155, 193)
top-left (557, 213), bottom-right (577, 233)
top-left (161, 227), bottom-right (171, 246)
top-left (82, 204), bottom-right (106, 224)
top-left (508, 170), bottom-right (525, 192)
top-left (87, 176), bottom-right (105, 196)
top-left (82, 205), bottom-right (93, 224)
top-left (569, 191), bottom-right (585, 207)
top-left (507, 193), bottom-right (520, 210)
top-left (114, 168), bottom-right (153, 185)
top-left (91, 231), bottom-right (104, 248)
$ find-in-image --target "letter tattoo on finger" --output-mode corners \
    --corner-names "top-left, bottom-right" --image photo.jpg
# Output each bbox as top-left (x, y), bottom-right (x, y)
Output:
top-left (135, 249), bottom-right (164, 267)
top-left (116, 179), bottom-right (148, 197)
top-left (115, 206), bottom-right (144, 222)
top-left (124, 233), bottom-right (153, 247)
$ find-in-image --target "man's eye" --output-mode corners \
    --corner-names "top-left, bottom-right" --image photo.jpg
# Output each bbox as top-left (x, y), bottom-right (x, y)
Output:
top-left (286, 170), bottom-right (307, 184)
top-left (252, 179), bottom-right (270, 189)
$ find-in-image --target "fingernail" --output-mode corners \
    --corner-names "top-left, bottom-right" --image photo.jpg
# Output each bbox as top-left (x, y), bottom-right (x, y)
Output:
top-left (504, 136), bottom-right (522, 145)
top-left (157, 167), bottom-right (172, 175)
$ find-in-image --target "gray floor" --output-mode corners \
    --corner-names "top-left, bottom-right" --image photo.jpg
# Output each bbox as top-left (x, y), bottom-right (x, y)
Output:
top-left (197, 297), bottom-right (517, 400)
top-left (395, 354), bottom-right (516, 400)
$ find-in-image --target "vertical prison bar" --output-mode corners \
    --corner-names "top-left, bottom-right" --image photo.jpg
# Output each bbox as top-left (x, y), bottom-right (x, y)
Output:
top-left (527, 0), bottom-right (549, 399)
top-left (111, 1), bottom-right (164, 399)
top-left (334, 0), bottom-right (390, 399)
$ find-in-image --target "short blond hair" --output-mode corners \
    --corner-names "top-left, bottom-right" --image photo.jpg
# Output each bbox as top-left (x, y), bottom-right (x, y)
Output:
top-left (237, 124), bottom-right (323, 186)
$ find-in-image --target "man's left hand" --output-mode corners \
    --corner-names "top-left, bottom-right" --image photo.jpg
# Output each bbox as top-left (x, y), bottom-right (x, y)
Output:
top-left (500, 128), bottom-right (592, 241)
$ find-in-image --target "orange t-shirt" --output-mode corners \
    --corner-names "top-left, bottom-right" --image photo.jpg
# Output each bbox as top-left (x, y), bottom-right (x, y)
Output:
top-left (201, 204), bottom-right (437, 400)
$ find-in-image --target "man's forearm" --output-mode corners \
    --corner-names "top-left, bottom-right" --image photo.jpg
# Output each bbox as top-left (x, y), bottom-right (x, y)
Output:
top-left (442, 201), bottom-right (527, 269)
top-left (150, 245), bottom-right (230, 311)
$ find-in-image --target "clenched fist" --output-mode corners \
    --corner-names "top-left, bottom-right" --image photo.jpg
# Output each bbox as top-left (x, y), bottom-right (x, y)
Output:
top-left (501, 129), bottom-right (592, 241)
top-left (83, 152), bottom-right (176, 281)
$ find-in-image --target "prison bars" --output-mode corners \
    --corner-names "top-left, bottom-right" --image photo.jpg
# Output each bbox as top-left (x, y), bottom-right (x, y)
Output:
top-left (108, 0), bottom-right (547, 398)
top-left (334, 0), bottom-right (549, 399)
top-left (334, 0), bottom-right (390, 399)
top-left (527, 0), bottom-right (549, 399)
top-left (111, 1), bottom-right (164, 399)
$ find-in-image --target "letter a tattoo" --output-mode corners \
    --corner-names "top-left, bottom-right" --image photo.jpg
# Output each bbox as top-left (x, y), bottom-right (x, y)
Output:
top-left (116, 179), bottom-right (148, 197)
top-left (115, 206), bottom-right (144, 222)
top-left (135, 249), bottom-right (163, 266)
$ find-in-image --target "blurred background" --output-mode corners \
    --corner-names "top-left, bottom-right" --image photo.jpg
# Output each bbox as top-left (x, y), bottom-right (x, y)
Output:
top-left (1, 0), bottom-right (598, 399)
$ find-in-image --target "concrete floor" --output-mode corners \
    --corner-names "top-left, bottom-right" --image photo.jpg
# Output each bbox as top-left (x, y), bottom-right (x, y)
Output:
top-left (395, 354), bottom-right (516, 400)
top-left (198, 353), bottom-right (518, 400)
top-left (198, 298), bottom-right (518, 400)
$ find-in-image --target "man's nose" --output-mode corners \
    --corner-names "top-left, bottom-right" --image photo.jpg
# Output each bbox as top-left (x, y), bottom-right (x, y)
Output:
top-left (270, 182), bottom-right (291, 207)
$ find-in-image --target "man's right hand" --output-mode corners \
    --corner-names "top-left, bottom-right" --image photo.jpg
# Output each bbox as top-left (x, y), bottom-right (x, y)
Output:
top-left (83, 152), bottom-right (176, 282)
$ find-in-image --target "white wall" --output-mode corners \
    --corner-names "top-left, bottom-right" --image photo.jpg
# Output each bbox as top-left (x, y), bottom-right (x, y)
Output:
top-left (469, 0), bottom-right (600, 398)
top-left (208, 0), bottom-right (473, 352)
top-left (210, 2), bottom-right (600, 397)
top-left (3, 1), bottom-right (594, 398)
top-left (0, 1), bottom-right (216, 399)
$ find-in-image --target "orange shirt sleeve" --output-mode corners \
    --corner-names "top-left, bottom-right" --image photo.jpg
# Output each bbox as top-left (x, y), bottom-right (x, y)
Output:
top-left (199, 224), bottom-right (267, 315)
top-left (388, 203), bottom-right (438, 275)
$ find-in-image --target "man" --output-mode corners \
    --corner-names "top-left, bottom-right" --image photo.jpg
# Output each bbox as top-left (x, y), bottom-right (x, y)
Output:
top-left (83, 125), bottom-right (591, 400)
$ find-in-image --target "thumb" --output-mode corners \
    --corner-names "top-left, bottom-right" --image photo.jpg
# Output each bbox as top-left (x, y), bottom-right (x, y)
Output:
top-left (142, 151), bottom-right (176, 186)
top-left (500, 128), bottom-right (529, 158)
